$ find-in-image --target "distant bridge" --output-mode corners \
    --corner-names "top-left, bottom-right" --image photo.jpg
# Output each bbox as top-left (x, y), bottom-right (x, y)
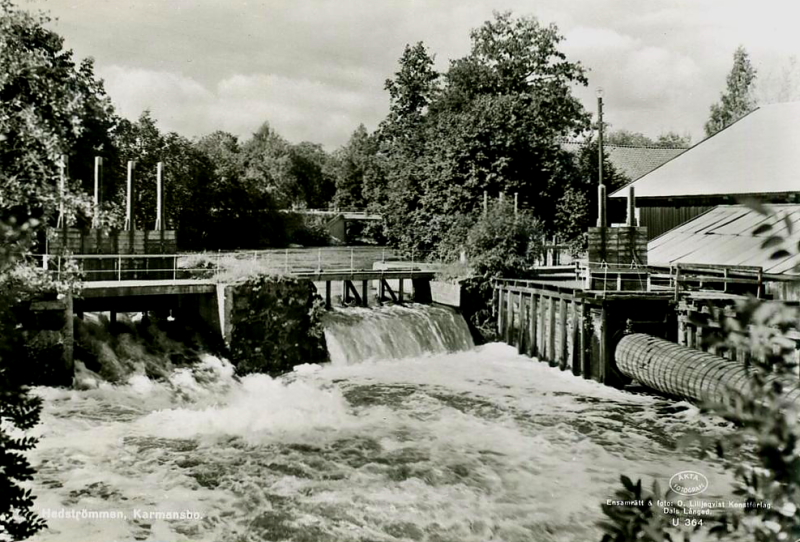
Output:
top-left (283, 208), bottom-right (383, 243)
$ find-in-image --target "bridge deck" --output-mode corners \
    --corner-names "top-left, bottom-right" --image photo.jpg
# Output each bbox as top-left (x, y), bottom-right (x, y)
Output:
top-left (78, 270), bottom-right (435, 298)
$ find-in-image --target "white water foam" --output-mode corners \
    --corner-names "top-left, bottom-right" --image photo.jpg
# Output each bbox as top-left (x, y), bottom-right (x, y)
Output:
top-left (27, 308), bottom-right (737, 542)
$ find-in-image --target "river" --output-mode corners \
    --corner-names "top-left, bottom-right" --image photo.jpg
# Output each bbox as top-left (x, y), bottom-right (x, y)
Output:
top-left (28, 305), bottom-right (735, 542)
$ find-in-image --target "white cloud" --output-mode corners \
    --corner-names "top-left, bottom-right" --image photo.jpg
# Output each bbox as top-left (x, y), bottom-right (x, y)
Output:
top-left (98, 67), bottom-right (387, 148)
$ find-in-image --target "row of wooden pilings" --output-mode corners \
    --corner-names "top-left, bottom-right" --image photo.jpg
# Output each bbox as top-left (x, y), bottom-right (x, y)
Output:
top-left (494, 278), bottom-right (676, 387)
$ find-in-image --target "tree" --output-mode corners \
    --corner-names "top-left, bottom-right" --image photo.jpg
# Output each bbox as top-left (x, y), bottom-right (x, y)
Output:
top-left (384, 42), bottom-right (440, 125)
top-left (0, 0), bottom-right (116, 224)
top-left (110, 111), bottom-right (217, 245)
top-left (287, 141), bottom-right (335, 209)
top-left (194, 130), bottom-right (284, 249)
top-left (0, 0), bottom-right (119, 536)
top-left (332, 125), bottom-right (379, 209)
top-left (705, 46), bottom-right (757, 137)
top-left (605, 129), bottom-right (691, 149)
top-left (373, 12), bottom-right (590, 255)
top-left (654, 132), bottom-right (691, 148)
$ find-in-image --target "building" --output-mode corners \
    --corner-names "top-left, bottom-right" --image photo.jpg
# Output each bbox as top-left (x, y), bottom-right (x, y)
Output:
top-left (610, 102), bottom-right (800, 240)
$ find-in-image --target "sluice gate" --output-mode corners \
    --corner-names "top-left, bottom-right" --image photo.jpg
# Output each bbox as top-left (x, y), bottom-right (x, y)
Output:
top-left (616, 333), bottom-right (800, 405)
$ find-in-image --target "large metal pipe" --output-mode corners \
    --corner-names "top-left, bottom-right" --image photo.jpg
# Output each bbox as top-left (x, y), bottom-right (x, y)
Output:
top-left (616, 333), bottom-right (800, 405)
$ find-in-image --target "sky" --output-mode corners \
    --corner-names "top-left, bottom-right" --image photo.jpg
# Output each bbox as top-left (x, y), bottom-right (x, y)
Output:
top-left (30, 0), bottom-right (800, 150)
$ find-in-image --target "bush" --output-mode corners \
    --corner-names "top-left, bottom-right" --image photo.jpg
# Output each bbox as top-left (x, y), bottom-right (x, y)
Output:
top-left (465, 199), bottom-right (544, 278)
top-left (228, 275), bottom-right (328, 376)
top-left (281, 212), bottom-right (331, 247)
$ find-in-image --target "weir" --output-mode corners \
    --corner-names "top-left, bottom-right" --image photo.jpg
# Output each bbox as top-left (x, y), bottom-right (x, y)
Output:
top-left (323, 305), bottom-right (474, 365)
top-left (26, 269), bottom-right (442, 384)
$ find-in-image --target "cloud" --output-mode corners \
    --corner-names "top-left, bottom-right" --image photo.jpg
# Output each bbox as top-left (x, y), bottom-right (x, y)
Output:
top-left (40, 0), bottom-right (800, 147)
top-left (98, 66), bottom-right (387, 148)
top-left (562, 26), bottom-right (705, 138)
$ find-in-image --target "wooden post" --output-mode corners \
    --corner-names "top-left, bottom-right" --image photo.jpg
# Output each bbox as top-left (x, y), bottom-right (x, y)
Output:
top-left (626, 186), bottom-right (636, 226)
top-left (378, 278), bottom-right (385, 303)
top-left (528, 293), bottom-right (538, 358)
top-left (155, 162), bottom-right (164, 231)
top-left (517, 294), bottom-right (526, 355)
top-left (538, 292), bottom-right (547, 361)
top-left (497, 288), bottom-right (504, 335)
top-left (599, 305), bottom-right (609, 383)
top-left (124, 161), bottom-right (135, 231)
top-left (581, 303), bottom-right (591, 378)
top-left (597, 185), bottom-right (607, 228)
top-left (325, 281), bottom-right (332, 309)
top-left (505, 289), bottom-right (514, 344)
top-left (571, 300), bottom-right (581, 376)
top-left (398, 278), bottom-right (404, 304)
top-left (548, 296), bottom-right (557, 366)
top-left (341, 280), bottom-right (348, 304)
top-left (558, 298), bottom-right (568, 370)
top-left (361, 280), bottom-right (369, 307)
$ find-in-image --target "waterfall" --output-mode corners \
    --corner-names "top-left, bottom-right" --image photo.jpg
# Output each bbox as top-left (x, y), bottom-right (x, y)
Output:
top-left (322, 304), bottom-right (474, 365)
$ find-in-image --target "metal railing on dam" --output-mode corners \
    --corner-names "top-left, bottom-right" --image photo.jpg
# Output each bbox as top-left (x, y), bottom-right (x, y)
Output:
top-left (36, 246), bottom-right (430, 282)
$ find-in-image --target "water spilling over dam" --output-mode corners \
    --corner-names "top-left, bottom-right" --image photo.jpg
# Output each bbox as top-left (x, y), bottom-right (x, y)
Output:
top-left (29, 305), bottom-right (735, 542)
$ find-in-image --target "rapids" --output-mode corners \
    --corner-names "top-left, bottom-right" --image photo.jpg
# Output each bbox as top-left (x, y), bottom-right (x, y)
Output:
top-left (27, 305), bottom-right (735, 542)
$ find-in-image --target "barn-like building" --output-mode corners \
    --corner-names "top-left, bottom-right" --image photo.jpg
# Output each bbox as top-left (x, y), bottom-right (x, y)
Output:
top-left (610, 102), bottom-right (800, 242)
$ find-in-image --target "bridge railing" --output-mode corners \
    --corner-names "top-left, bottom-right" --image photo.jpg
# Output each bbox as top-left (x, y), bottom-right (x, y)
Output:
top-left (33, 247), bottom-right (446, 282)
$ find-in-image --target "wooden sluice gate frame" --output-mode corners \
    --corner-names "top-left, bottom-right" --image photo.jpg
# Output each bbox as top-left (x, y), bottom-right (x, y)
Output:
top-left (493, 263), bottom-right (800, 390)
top-left (493, 277), bottom-right (675, 387)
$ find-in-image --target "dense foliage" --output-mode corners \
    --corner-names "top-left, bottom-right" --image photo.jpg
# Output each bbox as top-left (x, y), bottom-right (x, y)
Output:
top-left (228, 275), bottom-right (328, 376)
top-left (605, 129), bottom-right (692, 149)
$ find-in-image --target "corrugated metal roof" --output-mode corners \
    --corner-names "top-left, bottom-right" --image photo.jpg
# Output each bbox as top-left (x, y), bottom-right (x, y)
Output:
top-left (648, 204), bottom-right (800, 274)
top-left (610, 101), bottom-right (800, 199)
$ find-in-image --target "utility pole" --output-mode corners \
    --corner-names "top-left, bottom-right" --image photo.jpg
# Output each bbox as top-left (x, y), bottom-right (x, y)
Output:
top-left (596, 88), bottom-right (607, 228)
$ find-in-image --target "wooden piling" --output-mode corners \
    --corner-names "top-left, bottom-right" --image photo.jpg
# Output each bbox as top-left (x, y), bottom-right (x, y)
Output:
top-left (528, 293), bottom-right (538, 358)
top-left (505, 289), bottom-right (514, 344)
top-left (361, 280), bottom-right (369, 307)
top-left (571, 300), bottom-right (580, 376)
top-left (581, 304), bottom-right (591, 378)
top-left (497, 289), bottom-right (505, 335)
top-left (558, 298), bottom-right (568, 370)
top-left (517, 293), bottom-right (526, 355)
top-left (398, 279), bottom-right (404, 304)
top-left (600, 306), bottom-right (610, 383)
top-left (325, 281), bottom-right (332, 309)
top-left (548, 296), bottom-right (556, 367)
top-left (538, 293), bottom-right (547, 361)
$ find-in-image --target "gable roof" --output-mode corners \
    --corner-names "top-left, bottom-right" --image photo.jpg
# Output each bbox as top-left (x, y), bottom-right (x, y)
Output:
top-left (561, 141), bottom-right (686, 182)
top-left (611, 101), bottom-right (800, 199)
top-left (648, 204), bottom-right (800, 274)
top-left (605, 145), bottom-right (687, 182)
